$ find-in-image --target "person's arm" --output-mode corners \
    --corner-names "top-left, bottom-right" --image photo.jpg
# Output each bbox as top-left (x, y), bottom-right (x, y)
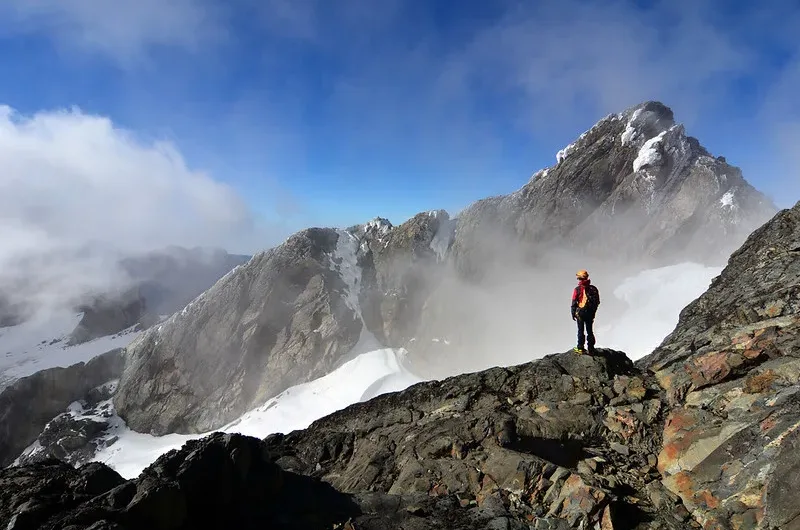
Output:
top-left (571, 287), bottom-right (578, 319)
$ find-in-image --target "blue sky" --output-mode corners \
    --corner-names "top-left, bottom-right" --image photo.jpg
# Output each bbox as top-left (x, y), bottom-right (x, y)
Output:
top-left (0, 0), bottom-right (798, 253)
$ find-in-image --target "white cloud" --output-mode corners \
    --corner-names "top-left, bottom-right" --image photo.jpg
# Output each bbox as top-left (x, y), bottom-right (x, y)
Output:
top-left (437, 0), bottom-right (754, 135)
top-left (0, 104), bottom-right (265, 314)
top-left (0, 0), bottom-right (223, 63)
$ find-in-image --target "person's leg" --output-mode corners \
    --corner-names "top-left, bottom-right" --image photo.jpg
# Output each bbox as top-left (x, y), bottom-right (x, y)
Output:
top-left (586, 318), bottom-right (596, 352)
top-left (576, 318), bottom-right (585, 351)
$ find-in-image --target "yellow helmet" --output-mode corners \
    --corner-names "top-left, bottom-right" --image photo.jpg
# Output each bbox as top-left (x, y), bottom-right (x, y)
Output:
top-left (576, 269), bottom-right (589, 280)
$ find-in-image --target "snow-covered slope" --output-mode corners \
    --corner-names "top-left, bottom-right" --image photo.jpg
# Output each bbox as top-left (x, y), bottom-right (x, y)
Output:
top-left (0, 311), bottom-right (140, 389)
top-left (18, 347), bottom-right (421, 479)
top-left (597, 262), bottom-right (723, 359)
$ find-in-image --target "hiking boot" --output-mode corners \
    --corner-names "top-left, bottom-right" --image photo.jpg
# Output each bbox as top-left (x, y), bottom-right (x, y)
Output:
top-left (573, 347), bottom-right (585, 354)
top-left (587, 347), bottom-right (597, 355)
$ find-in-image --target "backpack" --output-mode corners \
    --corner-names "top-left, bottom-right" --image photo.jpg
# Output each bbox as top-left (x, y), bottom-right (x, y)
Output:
top-left (583, 285), bottom-right (600, 312)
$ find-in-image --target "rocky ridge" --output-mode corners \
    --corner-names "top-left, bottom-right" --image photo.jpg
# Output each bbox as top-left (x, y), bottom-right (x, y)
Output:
top-left (637, 200), bottom-right (800, 529)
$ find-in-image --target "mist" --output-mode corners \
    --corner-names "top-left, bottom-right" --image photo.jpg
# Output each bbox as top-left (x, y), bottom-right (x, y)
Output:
top-left (0, 105), bottom-right (270, 322)
top-left (401, 196), bottom-right (755, 379)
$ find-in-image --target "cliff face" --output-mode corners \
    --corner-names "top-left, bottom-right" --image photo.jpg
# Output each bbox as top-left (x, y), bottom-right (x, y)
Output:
top-left (638, 200), bottom-right (800, 529)
top-left (114, 229), bottom-right (362, 435)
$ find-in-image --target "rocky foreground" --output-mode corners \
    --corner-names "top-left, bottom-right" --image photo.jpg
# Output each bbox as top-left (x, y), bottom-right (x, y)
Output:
top-left (3, 197), bottom-right (800, 529)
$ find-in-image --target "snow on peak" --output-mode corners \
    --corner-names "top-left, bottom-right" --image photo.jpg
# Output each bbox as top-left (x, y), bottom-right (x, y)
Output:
top-left (364, 217), bottom-right (393, 236)
top-left (621, 108), bottom-right (643, 146)
top-left (530, 168), bottom-right (550, 182)
top-left (720, 190), bottom-right (737, 209)
top-left (556, 134), bottom-right (584, 163)
top-left (633, 131), bottom-right (666, 173)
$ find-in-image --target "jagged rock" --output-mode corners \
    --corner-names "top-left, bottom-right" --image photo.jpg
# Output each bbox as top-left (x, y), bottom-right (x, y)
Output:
top-left (639, 201), bottom-right (800, 529)
top-left (0, 349), bottom-right (123, 467)
top-left (449, 101), bottom-right (774, 281)
top-left (0, 433), bottom-right (534, 530)
top-left (261, 349), bottom-right (688, 529)
top-left (357, 210), bottom-right (454, 346)
top-left (114, 228), bottom-right (363, 435)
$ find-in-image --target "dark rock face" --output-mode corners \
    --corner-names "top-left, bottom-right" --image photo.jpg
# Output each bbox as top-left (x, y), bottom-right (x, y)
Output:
top-left (0, 433), bottom-right (530, 530)
top-left (262, 349), bottom-right (685, 529)
top-left (449, 101), bottom-right (775, 280)
top-left (114, 229), bottom-right (363, 435)
top-left (0, 349), bottom-right (123, 467)
top-left (638, 201), bottom-right (800, 529)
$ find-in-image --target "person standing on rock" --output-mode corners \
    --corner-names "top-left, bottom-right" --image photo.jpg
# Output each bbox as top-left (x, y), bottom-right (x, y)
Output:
top-left (571, 270), bottom-right (600, 354)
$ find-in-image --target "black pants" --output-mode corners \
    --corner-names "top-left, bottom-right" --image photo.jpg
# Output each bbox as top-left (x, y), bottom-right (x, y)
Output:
top-left (576, 315), bottom-right (595, 350)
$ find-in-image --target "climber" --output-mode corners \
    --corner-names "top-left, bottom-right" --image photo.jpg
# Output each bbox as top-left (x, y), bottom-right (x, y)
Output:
top-left (571, 269), bottom-right (600, 354)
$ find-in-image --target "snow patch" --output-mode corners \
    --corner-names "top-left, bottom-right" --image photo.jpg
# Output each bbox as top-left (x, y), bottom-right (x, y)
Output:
top-left (597, 263), bottom-right (723, 359)
top-left (364, 217), bottom-right (393, 236)
top-left (720, 190), bottom-right (736, 209)
top-left (556, 134), bottom-right (584, 163)
top-left (92, 348), bottom-right (422, 479)
top-left (633, 131), bottom-right (666, 173)
top-left (621, 108), bottom-right (643, 146)
top-left (0, 311), bottom-right (140, 388)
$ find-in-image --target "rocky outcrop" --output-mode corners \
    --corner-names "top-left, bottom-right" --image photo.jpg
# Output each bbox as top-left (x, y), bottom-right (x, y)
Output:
top-left (0, 349), bottom-right (123, 467)
top-left (449, 101), bottom-right (775, 280)
top-left (113, 229), bottom-right (363, 435)
top-left (357, 211), bottom-right (454, 346)
top-left (0, 433), bottom-right (536, 530)
top-left (637, 200), bottom-right (800, 529)
top-left (15, 381), bottom-right (119, 468)
top-left (262, 348), bottom-right (689, 529)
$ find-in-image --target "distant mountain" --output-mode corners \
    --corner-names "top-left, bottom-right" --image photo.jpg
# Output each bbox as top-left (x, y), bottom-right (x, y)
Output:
top-left (109, 101), bottom-right (777, 436)
top-left (0, 246), bottom-right (250, 346)
top-left (450, 101), bottom-right (775, 280)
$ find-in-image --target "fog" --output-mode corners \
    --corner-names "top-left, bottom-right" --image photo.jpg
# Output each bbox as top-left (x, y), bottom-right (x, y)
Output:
top-left (398, 201), bottom-right (753, 379)
top-left (0, 105), bottom-right (269, 322)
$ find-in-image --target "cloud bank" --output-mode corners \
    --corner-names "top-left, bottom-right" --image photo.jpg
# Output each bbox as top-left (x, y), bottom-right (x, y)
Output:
top-left (0, 105), bottom-right (264, 316)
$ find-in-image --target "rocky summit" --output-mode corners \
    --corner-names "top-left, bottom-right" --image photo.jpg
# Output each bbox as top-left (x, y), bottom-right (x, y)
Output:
top-left (449, 101), bottom-right (775, 280)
